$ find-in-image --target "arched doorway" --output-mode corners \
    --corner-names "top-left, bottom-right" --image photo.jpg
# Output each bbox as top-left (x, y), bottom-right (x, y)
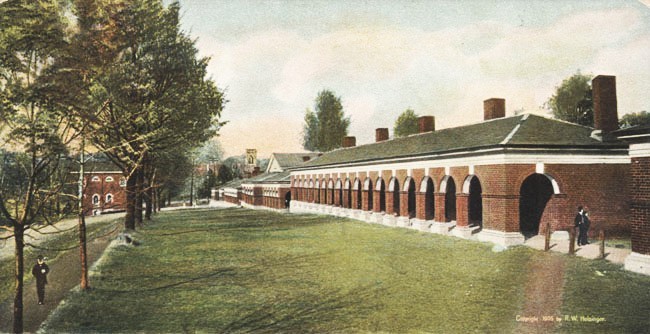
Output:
top-left (354, 178), bottom-right (362, 209)
top-left (466, 176), bottom-right (483, 227)
top-left (442, 176), bottom-right (456, 222)
top-left (519, 173), bottom-right (555, 238)
top-left (376, 178), bottom-right (386, 212)
top-left (420, 177), bottom-right (435, 220)
top-left (315, 180), bottom-right (321, 204)
top-left (389, 178), bottom-right (400, 214)
top-left (405, 178), bottom-right (416, 218)
top-left (335, 179), bottom-right (343, 207)
top-left (344, 179), bottom-right (352, 208)
top-left (328, 179), bottom-right (335, 205)
top-left (365, 178), bottom-right (374, 211)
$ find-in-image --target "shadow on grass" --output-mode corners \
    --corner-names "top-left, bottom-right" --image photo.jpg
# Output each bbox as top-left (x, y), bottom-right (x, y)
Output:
top-left (221, 284), bottom-right (381, 333)
top-left (94, 268), bottom-right (237, 294)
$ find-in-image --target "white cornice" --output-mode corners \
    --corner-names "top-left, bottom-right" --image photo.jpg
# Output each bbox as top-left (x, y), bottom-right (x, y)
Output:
top-left (291, 151), bottom-right (630, 177)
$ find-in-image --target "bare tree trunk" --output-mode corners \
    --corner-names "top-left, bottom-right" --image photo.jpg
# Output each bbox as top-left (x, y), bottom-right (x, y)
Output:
top-left (135, 167), bottom-right (143, 226)
top-left (145, 185), bottom-right (153, 220)
top-left (124, 173), bottom-right (136, 230)
top-left (13, 226), bottom-right (24, 334)
top-left (78, 137), bottom-right (90, 290)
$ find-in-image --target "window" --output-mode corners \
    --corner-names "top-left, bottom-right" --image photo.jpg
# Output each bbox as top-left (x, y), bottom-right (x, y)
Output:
top-left (106, 193), bottom-right (113, 203)
top-left (92, 194), bottom-right (100, 206)
top-left (91, 176), bottom-right (100, 182)
top-left (119, 177), bottom-right (127, 187)
top-left (105, 176), bottom-right (114, 182)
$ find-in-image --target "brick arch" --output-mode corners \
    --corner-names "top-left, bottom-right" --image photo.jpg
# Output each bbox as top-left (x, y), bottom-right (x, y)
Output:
top-left (519, 172), bottom-right (558, 238)
top-left (364, 177), bottom-right (374, 211)
top-left (387, 177), bottom-right (400, 214)
top-left (335, 179), bottom-right (342, 189)
top-left (419, 176), bottom-right (436, 193)
top-left (353, 178), bottom-right (362, 210)
top-left (462, 175), bottom-right (483, 227)
top-left (375, 177), bottom-right (386, 212)
top-left (353, 178), bottom-right (362, 190)
top-left (440, 175), bottom-right (457, 221)
top-left (419, 176), bottom-right (435, 220)
top-left (404, 177), bottom-right (416, 218)
top-left (513, 169), bottom-right (562, 196)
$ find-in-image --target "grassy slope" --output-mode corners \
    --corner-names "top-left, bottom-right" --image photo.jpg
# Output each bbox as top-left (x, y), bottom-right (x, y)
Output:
top-left (43, 208), bottom-right (650, 333)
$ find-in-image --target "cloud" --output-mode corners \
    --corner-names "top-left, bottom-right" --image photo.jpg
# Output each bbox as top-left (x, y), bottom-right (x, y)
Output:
top-left (198, 6), bottom-right (649, 157)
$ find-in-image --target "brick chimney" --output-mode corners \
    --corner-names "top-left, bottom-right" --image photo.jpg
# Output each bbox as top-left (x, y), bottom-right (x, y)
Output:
top-left (375, 128), bottom-right (389, 142)
top-left (418, 116), bottom-right (435, 133)
top-left (252, 166), bottom-right (260, 176)
top-left (592, 75), bottom-right (618, 133)
top-left (484, 98), bottom-right (505, 120)
top-left (342, 136), bottom-right (356, 148)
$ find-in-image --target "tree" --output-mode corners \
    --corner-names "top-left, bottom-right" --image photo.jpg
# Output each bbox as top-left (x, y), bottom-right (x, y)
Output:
top-left (217, 163), bottom-right (234, 185)
top-left (197, 169), bottom-right (217, 199)
top-left (0, 1), bottom-right (73, 331)
top-left (394, 109), bottom-right (419, 137)
top-left (620, 111), bottom-right (650, 129)
top-left (301, 90), bottom-right (350, 152)
top-left (547, 72), bottom-right (594, 126)
top-left (61, 0), bottom-right (225, 229)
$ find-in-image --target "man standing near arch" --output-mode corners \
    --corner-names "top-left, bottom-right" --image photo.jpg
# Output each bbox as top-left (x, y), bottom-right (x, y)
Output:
top-left (574, 206), bottom-right (590, 246)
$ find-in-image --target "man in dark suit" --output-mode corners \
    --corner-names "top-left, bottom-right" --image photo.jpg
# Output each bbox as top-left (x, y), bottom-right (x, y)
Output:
top-left (32, 255), bottom-right (50, 305)
top-left (574, 206), bottom-right (590, 246)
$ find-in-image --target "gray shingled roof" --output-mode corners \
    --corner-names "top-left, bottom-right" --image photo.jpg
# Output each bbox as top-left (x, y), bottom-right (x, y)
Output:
top-left (272, 153), bottom-right (321, 169)
top-left (297, 114), bottom-right (627, 168)
top-left (243, 171), bottom-right (291, 184)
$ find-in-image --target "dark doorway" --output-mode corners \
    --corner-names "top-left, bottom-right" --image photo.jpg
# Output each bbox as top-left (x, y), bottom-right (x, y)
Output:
top-left (391, 179), bottom-right (400, 214)
top-left (378, 179), bottom-right (386, 212)
top-left (407, 178), bottom-right (416, 218)
top-left (366, 179), bottom-right (374, 211)
top-left (423, 178), bottom-right (435, 220)
top-left (355, 180), bottom-right (362, 209)
top-left (468, 177), bottom-right (483, 227)
top-left (520, 174), bottom-right (554, 238)
top-left (445, 177), bottom-right (456, 221)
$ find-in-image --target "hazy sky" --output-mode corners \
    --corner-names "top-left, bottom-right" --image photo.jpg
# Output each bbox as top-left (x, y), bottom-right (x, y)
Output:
top-left (173, 0), bottom-right (650, 158)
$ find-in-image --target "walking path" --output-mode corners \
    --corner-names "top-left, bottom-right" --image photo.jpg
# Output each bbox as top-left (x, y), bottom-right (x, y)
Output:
top-left (0, 213), bottom-right (125, 261)
top-left (0, 214), bottom-right (123, 333)
top-left (523, 235), bottom-right (630, 265)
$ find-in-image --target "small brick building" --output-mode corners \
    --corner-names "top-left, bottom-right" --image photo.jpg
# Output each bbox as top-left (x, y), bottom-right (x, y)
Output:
top-left (77, 161), bottom-right (126, 216)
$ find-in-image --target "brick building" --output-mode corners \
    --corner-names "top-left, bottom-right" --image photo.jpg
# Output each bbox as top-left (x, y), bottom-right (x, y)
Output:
top-left (289, 75), bottom-right (631, 247)
top-left (215, 75), bottom-right (650, 275)
top-left (218, 153), bottom-right (319, 208)
top-left (77, 160), bottom-right (126, 216)
top-left (615, 124), bottom-right (650, 275)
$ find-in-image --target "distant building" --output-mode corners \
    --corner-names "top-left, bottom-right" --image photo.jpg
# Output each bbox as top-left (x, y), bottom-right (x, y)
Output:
top-left (76, 159), bottom-right (126, 216)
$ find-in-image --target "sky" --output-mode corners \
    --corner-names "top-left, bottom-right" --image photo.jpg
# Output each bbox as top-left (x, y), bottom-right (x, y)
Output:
top-left (172, 0), bottom-right (650, 158)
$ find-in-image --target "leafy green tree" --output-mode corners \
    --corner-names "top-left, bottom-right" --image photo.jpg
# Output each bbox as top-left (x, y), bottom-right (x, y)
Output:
top-left (301, 90), bottom-right (350, 152)
top-left (620, 111), bottom-right (650, 129)
top-left (217, 163), bottom-right (235, 185)
top-left (394, 109), bottom-right (419, 137)
top-left (0, 0), bottom-right (73, 331)
top-left (198, 169), bottom-right (217, 199)
top-left (547, 72), bottom-right (593, 126)
top-left (60, 0), bottom-right (225, 229)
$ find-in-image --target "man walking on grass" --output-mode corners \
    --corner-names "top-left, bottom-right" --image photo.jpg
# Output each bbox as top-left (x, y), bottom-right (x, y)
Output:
top-left (32, 255), bottom-right (50, 305)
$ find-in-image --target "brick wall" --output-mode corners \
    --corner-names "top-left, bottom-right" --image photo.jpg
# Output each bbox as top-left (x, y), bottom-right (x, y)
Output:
top-left (630, 156), bottom-right (650, 254)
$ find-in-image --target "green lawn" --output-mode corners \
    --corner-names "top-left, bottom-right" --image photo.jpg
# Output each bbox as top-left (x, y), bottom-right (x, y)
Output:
top-left (42, 208), bottom-right (650, 333)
